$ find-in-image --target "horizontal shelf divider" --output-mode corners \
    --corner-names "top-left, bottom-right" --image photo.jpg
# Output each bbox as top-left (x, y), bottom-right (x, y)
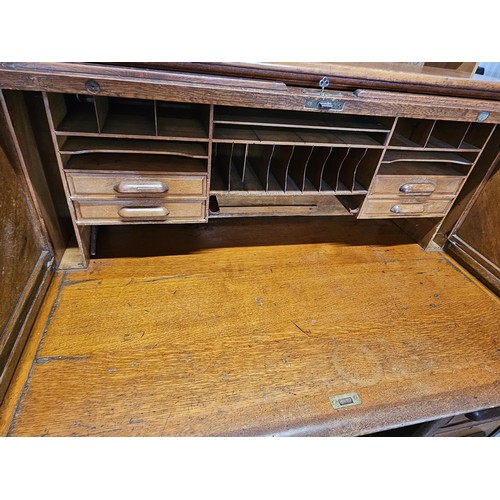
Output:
top-left (377, 163), bottom-right (467, 177)
top-left (213, 107), bottom-right (393, 133)
top-left (55, 131), bottom-right (209, 142)
top-left (213, 125), bottom-right (386, 147)
top-left (382, 150), bottom-right (474, 166)
top-left (59, 137), bottom-right (209, 158)
top-left (64, 153), bottom-right (208, 174)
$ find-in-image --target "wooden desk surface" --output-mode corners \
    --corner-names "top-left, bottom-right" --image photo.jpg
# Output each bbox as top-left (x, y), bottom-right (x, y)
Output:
top-left (1, 217), bottom-right (499, 436)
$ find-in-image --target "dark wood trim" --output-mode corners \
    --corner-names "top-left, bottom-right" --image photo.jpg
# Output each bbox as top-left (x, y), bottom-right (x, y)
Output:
top-left (1, 63), bottom-right (500, 122)
top-left (1, 90), bottom-right (67, 264)
top-left (446, 235), bottom-right (500, 294)
top-left (0, 252), bottom-right (54, 404)
top-left (0, 91), bottom-right (51, 252)
top-left (113, 62), bottom-right (500, 101)
top-left (449, 149), bottom-right (500, 238)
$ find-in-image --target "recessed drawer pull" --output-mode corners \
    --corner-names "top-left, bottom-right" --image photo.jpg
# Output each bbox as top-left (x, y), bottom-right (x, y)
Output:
top-left (117, 206), bottom-right (169, 218)
top-left (399, 183), bottom-right (436, 194)
top-left (390, 204), bottom-right (425, 214)
top-left (113, 181), bottom-right (169, 194)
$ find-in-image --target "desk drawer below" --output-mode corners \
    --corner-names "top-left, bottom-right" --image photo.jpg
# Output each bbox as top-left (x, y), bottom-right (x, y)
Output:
top-left (370, 175), bottom-right (463, 197)
top-left (66, 172), bottom-right (207, 198)
top-left (359, 197), bottom-right (452, 218)
top-left (74, 199), bottom-right (207, 224)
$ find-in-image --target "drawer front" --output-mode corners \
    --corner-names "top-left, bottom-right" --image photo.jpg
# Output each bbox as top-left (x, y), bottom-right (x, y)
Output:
top-left (359, 197), bottom-right (452, 218)
top-left (370, 175), bottom-right (464, 197)
top-left (74, 199), bottom-right (207, 224)
top-left (66, 172), bottom-right (207, 198)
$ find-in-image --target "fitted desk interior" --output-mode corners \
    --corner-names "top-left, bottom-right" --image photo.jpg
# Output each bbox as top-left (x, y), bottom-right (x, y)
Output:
top-left (0, 63), bottom-right (499, 436)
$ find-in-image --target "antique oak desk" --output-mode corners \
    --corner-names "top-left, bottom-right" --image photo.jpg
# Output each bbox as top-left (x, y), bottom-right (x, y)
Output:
top-left (0, 63), bottom-right (499, 436)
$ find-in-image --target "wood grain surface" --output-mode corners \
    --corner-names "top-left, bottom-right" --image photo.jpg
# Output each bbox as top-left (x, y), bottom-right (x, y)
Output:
top-left (455, 163), bottom-right (500, 266)
top-left (0, 144), bottom-right (41, 335)
top-left (102, 62), bottom-right (500, 100)
top-left (2, 63), bottom-right (500, 122)
top-left (2, 218), bottom-right (499, 436)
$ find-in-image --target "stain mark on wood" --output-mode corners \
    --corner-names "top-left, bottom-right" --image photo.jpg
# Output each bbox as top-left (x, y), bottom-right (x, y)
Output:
top-left (129, 418), bottom-right (146, 424)
top-left (35, 355), bottom-right (91, 365)
top-left (143, 274), bottom-right (190, 283)
top-left (291, 321), bottom-right (311, 336)
top-left (255, 297), bottom-right (264, 306)
top-left (64, 278), bottom-right (102, 287)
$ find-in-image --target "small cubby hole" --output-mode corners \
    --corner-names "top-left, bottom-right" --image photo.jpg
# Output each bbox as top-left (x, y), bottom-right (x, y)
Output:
top-left (51, 93), bottom-right (210, 140)
top-left (389, 118), bottom-right (494, 150)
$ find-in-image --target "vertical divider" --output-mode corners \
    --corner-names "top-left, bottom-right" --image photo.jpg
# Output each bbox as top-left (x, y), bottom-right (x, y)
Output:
top-left (306, 147), bottom-right (332, 191)
top-left (248, 144), bottom-right (274, 191)
top-left (321, 148), bottom-right (349, 191)
top-left (242, 144), bottom-right (249, 182)
top-left (93, 96), bottom-right (109, 134)
top-left (214, 143), bottom-right (233, 191)
top-left (355, 149), bottom-right (384, 191)
top-left (206, 104), bottom-right (214, 199)
top-left (227, 143), bottom-right (235, 191)
top-left (349, 148), bottom-right (368, 191)
top-left (41, 92), bottom-right (90, 265)
top-left (457, 122), bottom-right (472, 149)
top-left (46, 93), bottom-right (67, 130)
top-left (422, 120), bottom-right (436, 148)
top-left (463, 123), bottom-right (495, 149)
top-left (269, 145), bottom-right (294, 192)
top-left (382, 118), bottom-right (397, 146)
top-left (338, 149), bottom-right (367, 192)
top-left (153, 100), bottom-right (159, 136)
top-left (288, 146), bottom-right (313, 192)
top-left (231, 143), bottom-right (247, 183)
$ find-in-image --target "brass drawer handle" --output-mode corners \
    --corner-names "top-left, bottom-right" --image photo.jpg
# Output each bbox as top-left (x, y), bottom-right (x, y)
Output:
top-left (399, 183), bottom-right (436, 194)
top-left (390, 204), bottom-right (425, 214)
top-left (113, 180), bottom-right (169, 194)
top-left (117, 206), bottom-right (169, 218)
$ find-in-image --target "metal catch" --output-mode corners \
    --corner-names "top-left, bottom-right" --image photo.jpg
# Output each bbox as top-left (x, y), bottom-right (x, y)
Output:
top-left (329, 392), bottom-right (362, 410)
top-left (304, 98), bottom-right (345, 111)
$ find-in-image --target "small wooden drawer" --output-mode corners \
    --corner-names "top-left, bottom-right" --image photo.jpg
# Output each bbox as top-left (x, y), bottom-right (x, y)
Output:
top-left (66, 172), bottom-right (207, 198)
top-left (370, 175), bottom-right (464, 197)
top-left (359, 197), bottom-right (452, 218)
top-left (73, 199), bottom-right (207, 224)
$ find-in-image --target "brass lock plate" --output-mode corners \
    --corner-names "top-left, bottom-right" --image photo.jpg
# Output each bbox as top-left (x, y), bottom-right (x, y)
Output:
top-left (329, 391), bottom-right (362, 409)
top-left (304, 98), bottom-right (345, 111)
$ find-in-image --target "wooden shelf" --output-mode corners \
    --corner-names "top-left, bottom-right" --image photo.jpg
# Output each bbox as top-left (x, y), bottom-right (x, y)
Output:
top-left (377, 163), bottom-right (467, 177)
top-left (59, 137), bottom-right (208, 158)
top-left (56, 108), bottom-right (100, 135)
top-left (213, 125), bottom-right (386, 147)
top-left (156, 115), bottom-right (208, 139)
top-left (214, 106), bottom-right (393, 132)
top-left (64, 153), bottom-right (207, 174)
top-left (388, 133), bottom-right (480, 152)
top-left (383, 150), bottom-right (474, 166)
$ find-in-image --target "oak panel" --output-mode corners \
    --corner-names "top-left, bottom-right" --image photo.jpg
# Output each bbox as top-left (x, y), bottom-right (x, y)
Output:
top-left (6, 218), bottom-right (500, 436)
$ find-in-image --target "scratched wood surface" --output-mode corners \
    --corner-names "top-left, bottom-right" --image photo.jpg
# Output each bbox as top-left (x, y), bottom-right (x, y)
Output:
top-left (2, 217), bottom-right (499, 436)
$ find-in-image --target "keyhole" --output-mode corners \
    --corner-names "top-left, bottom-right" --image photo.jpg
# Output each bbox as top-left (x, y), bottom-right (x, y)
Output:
top-left (85, 80), bottom-right (101, 94)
